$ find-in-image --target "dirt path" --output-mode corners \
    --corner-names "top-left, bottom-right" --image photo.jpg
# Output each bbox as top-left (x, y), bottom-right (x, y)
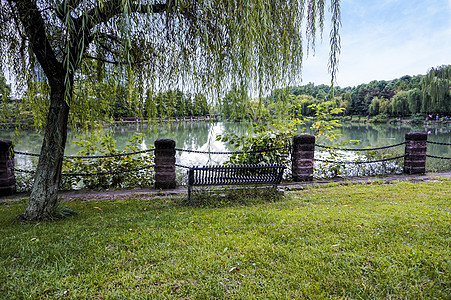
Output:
top-left (2, 171), bottom-right (451, 202)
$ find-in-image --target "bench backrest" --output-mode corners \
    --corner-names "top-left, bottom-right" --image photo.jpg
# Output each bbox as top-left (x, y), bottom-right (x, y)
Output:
top-left (188, 164), bottom-right (286, 186)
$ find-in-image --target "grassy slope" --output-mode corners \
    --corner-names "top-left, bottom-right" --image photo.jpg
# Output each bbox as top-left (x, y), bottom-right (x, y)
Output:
top-left (0, 180), bottom-right (450, 299)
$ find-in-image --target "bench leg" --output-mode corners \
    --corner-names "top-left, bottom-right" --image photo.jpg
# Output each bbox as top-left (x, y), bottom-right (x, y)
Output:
top-left (188, 185), bottom-right (191, 202)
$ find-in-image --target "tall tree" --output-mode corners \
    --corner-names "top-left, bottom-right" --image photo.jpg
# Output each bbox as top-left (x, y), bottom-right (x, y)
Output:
top-left (1, 0), bottom-right (341, 220)
top-left (421, 65), bottom-right (451, 114)
top-left (0, 74), bottom-right (10, 102)
top-left (407, 88), bottom-right (422, 114)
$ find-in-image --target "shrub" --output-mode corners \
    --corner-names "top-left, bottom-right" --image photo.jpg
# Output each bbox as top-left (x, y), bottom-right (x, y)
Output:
top-left (370, 113), bottom-right (389, 123)
top-left (60, 132), bottom-right (154, 190)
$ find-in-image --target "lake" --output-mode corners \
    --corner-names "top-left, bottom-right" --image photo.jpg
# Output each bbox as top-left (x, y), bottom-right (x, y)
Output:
top-left (2, 121), bottom-right (451, 171)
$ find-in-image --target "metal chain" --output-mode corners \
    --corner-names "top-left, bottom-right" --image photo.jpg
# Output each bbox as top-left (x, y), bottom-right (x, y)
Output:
top-left (426, 154), bottom-right (451, 160)
top-left (175, 163), bottom-right (190, 169)
top-left (175, 146), bottom-right (287, 155)
top-left (67, 149), bottom-right (154, 159)
top-left (12, 168), bottom-right (35, 174)
top-left (427, 141), bottom-right (451, 146)
top-left (61, 165), bottom-right (155, 176)
top-left (14, 165), bottom-right (155, 176)
top-left (314, 155), bottom-right (405, 165)
top-left (315, 142), bottom-right (406, 152)
top-left (15, 146), bottom-right (289, 158)
top-left (14, 148), bottom-right (154, 159)
top-left (13, 151), bottom-right (41, 157)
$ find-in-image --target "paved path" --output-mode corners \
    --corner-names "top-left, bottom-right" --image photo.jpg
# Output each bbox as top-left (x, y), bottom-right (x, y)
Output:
top-left (2, 171), bottom-right (451, 202)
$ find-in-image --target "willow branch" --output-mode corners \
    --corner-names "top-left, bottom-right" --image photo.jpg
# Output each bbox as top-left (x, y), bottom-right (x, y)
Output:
top-left (7, 0), bottom-right (64, 84)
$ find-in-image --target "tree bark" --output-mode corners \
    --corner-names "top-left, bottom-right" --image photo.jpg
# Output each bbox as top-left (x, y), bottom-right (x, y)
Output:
top-left (21, 79), bottom-right (70, 221)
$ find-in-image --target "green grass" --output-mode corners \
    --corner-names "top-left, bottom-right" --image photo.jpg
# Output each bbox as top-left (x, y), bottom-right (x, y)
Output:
top-left (1, 180), bottom-right (450, 299)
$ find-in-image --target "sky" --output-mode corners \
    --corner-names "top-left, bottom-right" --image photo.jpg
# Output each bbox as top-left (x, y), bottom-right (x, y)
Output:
top-left (301, 0), bottom-right (451, 88)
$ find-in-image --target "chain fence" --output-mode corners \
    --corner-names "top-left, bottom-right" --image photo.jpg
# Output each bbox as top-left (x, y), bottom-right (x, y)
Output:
top-left (13, 165), bottom-right (155, 176)
top-left (13, 148), bottom-right (155, 178)
top-left (13, 151), bottom-right (41, 157)
top-left (427, 141), bottom-right (451, 146)
top-left (13, 145), bottom-right (288, 176)
top-left (175, 145), bottom-right (290, 171)
top-left (314, 155), bottom-right (406, 165)
top-left (175, 146), bottom-right (287, 155)
top-left (426, 154), bottom-right (451, 160)
top-left (11, 138), bottom-right (451, 178)
top-left (426, 140), bottom-right (451, 161)
top-left (315, 141), bottom-right (406, 152)
top-left (14, 148), bottom-right (154, 159)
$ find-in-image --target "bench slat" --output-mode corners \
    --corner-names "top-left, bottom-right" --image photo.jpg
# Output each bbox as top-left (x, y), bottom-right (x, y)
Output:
top-left (187, 164), bottom-right (286, 201)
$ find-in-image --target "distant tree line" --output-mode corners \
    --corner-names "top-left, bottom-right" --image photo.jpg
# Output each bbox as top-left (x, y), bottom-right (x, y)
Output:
top-left (1, 68), bottom-right (212, 126)
top-left (3, 65), bottom-right (449, 125)
top-left (144, 90), bottom-right (210, 119)
top-left (220, 65), bottom-right (451, 121)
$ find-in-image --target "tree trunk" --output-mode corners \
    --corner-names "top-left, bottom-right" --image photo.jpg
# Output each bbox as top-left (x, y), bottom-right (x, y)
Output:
top-left (21, 80), bottom-right (70, 221)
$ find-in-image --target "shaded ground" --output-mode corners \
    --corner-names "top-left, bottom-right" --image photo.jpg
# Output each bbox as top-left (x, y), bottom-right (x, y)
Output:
top-left (2, 170), bottom-right (451, 202)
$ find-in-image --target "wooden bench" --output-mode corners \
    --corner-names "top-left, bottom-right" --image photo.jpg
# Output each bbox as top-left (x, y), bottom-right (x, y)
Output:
top-left (187, 164), bottom-right (286, 201)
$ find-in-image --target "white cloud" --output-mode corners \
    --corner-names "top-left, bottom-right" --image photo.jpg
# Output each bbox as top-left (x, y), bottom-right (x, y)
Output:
top-left (301, 0), bottom-right (451, 87)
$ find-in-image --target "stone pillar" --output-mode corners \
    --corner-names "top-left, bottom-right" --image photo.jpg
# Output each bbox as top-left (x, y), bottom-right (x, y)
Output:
top-left (154, 138), bottom-right (176, 189)
top-left (404, 132), bottom-right (427, 174)
top-left (292, 134), bottom-right (315, 181)
top-left (0, 140), bottom-right (16, 196)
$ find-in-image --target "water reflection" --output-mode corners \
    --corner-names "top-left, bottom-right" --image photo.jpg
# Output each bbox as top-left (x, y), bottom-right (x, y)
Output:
top-left (1, 121), bottom-right (450, 171)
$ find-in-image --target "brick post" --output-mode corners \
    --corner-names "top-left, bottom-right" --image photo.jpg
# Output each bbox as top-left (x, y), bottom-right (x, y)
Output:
top-left (0, 140), bottom-right (16, 196)
top-left (292, 134), bottom-right (315, 181)
top-left (404, 132), bottom-right (427, 174)
top-left (154, 138), bottom-right (176, 189)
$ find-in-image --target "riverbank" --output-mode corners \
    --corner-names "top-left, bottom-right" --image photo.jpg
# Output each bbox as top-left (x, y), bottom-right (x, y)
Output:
top-left (348, 115), bottom-right (451, 126)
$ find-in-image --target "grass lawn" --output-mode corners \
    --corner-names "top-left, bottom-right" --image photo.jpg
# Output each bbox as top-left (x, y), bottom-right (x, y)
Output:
top-left (1, 180), bottom-right (450, 299)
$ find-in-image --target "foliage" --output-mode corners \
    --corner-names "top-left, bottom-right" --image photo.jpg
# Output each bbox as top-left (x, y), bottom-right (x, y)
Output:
top-left (304, 101), bottom-right (344, 142)
top-left (0, 74), bottom-right (10, 103)
top-left (15, 168), bottom-right (35, 193)
top-left (60, 133), bottom-right (154, 190)
top-left (1, 0), bottom-right (342, 220)
top-left (314, 140), bottom-right (360, 178)
top-left (410, 113), bottom-right (424, 125)
top-left (315, 144), bottom-right (403, 178)
top-left (1, 180), bottom-right (450, 298)
top-left (218, 100), bottom-right (344, 166)
top-left (262, 66), bottom-right (451, 118)
top-left (220, 84), bottom-right (254, 121)
top-left (146, 90), bottom-right (210, 119)
top-left (369, 113), bottom-right (389, 123)
top-left (407, 88), bottom-right (422, 114)
top-left (422, 65), bottom-right (451, 114)
top-left (368, 97), bottom-right (380, 116)
top-left (217, 121), bottom-right (301, 165)
top-left (1, 0), bottom-right (342, 125)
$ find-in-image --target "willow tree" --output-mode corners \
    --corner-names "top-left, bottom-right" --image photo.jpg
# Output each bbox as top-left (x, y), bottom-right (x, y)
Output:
top-left (0, 0), bottom-right (341, 220)
top-left (421, 65), bottom-right (451, 114)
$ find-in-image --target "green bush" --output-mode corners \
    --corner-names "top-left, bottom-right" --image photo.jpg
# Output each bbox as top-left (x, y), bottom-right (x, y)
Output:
top-left (217, 101), bottom-right (344, 169)
top-left (341, 115), bottom-right (352, 121)
top-left (370, 113), bottom-right (388, 123)
top-left (60, 132), bottom-right (154, 190)
top-left (216, 122), bottom-right (294, 166)
top-left (410, 113), bottom-right (424, 125)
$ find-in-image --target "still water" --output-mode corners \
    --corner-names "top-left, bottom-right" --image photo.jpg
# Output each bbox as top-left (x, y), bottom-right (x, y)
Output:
top-left (2, 121), bottom-right (451, 169)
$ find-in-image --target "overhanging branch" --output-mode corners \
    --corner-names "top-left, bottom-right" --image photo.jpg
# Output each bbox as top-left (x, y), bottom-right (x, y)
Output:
top-left (75, 0), bottom-right (169, 32)
top-left (7, 0), bottom-right (64, 83)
